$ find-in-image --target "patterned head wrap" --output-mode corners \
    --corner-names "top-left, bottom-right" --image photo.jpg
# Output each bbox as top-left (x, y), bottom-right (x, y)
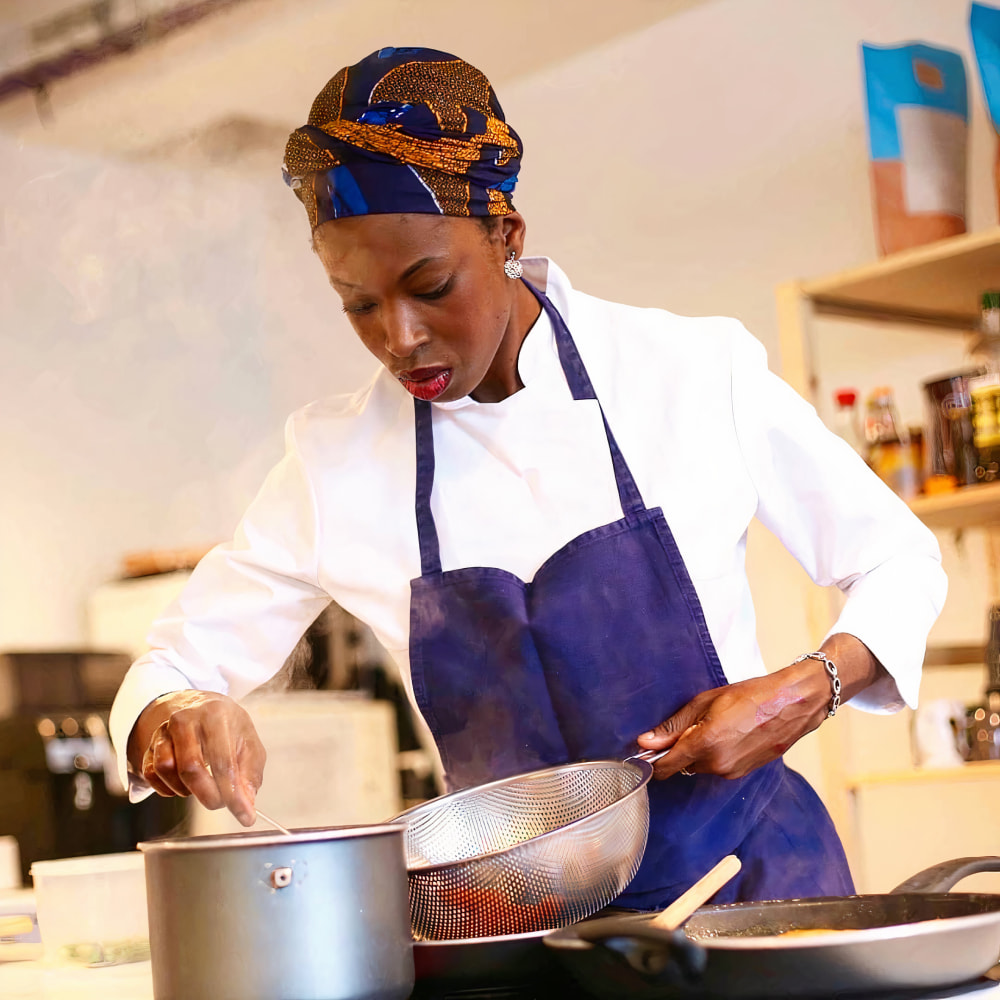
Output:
top-left (283, 46), bottom-right (522, 229)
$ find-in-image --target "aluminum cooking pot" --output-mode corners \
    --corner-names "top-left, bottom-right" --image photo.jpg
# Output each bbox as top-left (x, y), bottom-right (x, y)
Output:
top-left (139, 824), bottom-right (413, 1000)
top-left (545, 856), bottom-right (1000, 998)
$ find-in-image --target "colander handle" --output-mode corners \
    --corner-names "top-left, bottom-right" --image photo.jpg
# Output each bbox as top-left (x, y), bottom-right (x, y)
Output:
top-left (625, 749), bottom-right (670, 764)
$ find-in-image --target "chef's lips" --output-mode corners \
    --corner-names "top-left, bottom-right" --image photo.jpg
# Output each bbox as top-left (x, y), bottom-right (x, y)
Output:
top-left (398, 367), bottom-right (453, 401)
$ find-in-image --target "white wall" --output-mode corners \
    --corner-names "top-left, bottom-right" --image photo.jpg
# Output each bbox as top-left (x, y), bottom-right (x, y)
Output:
top-left (0, 137), bottom-right (376, 647)
top-left (1, 0), bottom-right (994, 747)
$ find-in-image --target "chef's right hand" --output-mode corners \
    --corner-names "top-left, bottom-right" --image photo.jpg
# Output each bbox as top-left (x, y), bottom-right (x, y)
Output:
top-left (126, 691), bottom-right (266, 827)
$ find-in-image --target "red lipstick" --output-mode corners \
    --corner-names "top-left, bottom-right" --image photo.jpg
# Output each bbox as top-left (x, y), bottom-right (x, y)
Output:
top-left (398, 367), bottom-right (453, 401)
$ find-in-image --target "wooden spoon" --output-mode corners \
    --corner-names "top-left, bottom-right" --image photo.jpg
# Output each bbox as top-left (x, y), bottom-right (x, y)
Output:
top-left (648, 854), bottom-right (742, 931)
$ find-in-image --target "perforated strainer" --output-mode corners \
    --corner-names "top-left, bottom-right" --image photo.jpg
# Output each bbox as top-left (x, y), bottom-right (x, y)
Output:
top-left (396, 752), bottom-right (663, 941)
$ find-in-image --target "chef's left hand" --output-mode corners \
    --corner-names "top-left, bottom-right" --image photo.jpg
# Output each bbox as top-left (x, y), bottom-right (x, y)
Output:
top-left (635, 634), bottom-right (885, 780)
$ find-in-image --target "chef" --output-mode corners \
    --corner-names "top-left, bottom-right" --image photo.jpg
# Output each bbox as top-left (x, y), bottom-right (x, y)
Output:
top-left (110, 46), bottom-right (946, 909)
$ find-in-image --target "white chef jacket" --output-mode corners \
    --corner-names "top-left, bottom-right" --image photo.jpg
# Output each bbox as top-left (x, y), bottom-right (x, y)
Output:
top-left (110, 257), bottom-right (947, 798)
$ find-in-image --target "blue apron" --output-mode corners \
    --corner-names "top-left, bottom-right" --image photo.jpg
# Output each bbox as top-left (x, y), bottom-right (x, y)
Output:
top-left (408, 281), bottom-right (853, 907)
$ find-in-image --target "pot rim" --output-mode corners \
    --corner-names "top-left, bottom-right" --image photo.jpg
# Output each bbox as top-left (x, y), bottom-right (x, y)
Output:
top-left (138, 822), bottom-right (407, 853)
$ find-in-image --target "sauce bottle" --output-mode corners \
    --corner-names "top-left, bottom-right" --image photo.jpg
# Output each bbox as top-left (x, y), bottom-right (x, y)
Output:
top-left (832, 388), bottom-right (865, 454)
top-left (864, 387), bottom-right (920, 500)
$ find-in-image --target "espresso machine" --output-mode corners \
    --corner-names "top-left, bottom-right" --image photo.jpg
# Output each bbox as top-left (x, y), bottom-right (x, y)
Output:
top-left (0, 650), bottom-right (185, 885)
top-left (962, 608), bottom-right (1000, 762)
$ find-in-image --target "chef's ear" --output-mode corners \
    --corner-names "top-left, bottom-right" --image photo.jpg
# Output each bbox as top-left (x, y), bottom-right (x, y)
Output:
top-left (500, 211), bottom-right (527, 260)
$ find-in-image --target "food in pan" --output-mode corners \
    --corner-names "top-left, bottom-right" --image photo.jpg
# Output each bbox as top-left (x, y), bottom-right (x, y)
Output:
top-left (775, 928), bottom-right (854, 939)
top-left (686, 926), bottom-right (857, 942)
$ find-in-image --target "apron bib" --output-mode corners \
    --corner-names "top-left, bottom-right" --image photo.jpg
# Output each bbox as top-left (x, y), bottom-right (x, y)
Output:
top-left (407, 281), bottom-right (853, 906)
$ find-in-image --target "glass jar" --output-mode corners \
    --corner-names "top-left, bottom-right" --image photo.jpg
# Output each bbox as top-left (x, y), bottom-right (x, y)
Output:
top-left (969, 292), bottom-right (1000, 483)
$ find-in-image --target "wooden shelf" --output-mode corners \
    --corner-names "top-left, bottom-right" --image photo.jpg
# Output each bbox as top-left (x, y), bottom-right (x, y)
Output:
top-left (908, 482), bottom-right (1000, 530)
top-left (847, 761), bottom-right (1000, 790)
top-left (800, 227), bottom-right (1000, 329)
top-left (924, 644), bottom-right (986, 667)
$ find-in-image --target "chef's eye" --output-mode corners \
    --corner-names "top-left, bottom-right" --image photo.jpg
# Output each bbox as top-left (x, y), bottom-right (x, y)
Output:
top-left (415, 277), bottom-right (453, 301)
top-left (343, 301), bottom-right (376, 316)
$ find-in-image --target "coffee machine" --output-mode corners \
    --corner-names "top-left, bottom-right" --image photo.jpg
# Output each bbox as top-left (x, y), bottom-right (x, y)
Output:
top-left (0, 651), bottom-right (185, 885)
top-left (961, 608), bottom-right (1000, 762)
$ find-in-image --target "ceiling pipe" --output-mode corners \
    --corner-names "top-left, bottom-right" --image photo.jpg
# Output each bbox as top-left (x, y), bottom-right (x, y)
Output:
top-left (0, 0), bottom-right (251, 107)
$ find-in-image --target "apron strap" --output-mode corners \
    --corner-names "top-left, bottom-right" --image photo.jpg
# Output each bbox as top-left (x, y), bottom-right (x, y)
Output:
top-left (523, 279), bottom-right (647, 518)
top-left (412, 281), bottom-right (651, 573)
top-left (413, 398), bottom-right (443, 575)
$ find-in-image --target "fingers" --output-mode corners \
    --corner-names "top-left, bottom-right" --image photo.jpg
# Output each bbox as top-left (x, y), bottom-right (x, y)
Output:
top-left (169, 714), bottom-right (226, 811)
top-left (652, 723), bottom-right (709, 780)
top-left (202, 717), bottom-right (264, 827)
top-left (135, 694), bottom-right (267, 827)
top-left (238, 734), bottom-right (267, 807)
top-left (644, 680), bottom-right (799, 782)
top-left (636, 689), bottom-right (718, 751)
top-left (141, 722), bottom-right (193, 799)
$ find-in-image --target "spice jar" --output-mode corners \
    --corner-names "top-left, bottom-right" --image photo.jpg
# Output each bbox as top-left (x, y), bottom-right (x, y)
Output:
top-left (923, 370), bottom-right (980, 489)
top-left (970, 292), bottom-right (1000, 482)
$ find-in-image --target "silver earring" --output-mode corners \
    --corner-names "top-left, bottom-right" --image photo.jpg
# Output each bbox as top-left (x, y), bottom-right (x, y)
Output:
top-left (503, 251), bottom-right (523, 280)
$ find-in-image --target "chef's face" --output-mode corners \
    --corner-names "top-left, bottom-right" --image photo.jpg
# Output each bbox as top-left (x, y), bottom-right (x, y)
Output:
top-left (313, 212), bottom-right (530, 404)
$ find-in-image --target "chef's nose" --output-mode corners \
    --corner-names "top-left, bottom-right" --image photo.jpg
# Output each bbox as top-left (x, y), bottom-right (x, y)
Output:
top-left (382, 302), bottom-right (430, 359)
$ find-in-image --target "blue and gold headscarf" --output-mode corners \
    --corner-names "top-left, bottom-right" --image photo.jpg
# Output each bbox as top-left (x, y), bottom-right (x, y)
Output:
top-left (283, 47), bottom-right (522, 228)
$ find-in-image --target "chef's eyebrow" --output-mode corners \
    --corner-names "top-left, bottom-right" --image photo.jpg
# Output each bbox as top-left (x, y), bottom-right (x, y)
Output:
top-left (329, 256), bottom-right (445, 291)
top-left (399, 256), bottom-right (444, 281)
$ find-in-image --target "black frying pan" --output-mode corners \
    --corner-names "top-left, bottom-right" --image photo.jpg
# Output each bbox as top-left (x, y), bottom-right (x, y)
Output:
top-left (544, 857), bottom-right (1000, 998)
top-left (412, 927), bottom-right (556, 993)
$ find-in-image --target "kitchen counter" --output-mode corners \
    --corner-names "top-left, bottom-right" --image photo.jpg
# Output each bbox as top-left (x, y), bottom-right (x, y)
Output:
top-left (0, 959), bottom-right (153, 999)
top-left (2, 959), bottom-right (1000, 999)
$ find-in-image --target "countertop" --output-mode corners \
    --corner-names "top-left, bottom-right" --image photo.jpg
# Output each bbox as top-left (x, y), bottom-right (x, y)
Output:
top-left (0, 959), bottom-right (153, 999)
top-left (2, 959), bottom-right (1000, 1000)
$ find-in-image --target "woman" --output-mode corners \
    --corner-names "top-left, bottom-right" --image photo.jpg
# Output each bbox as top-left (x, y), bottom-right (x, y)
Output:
top-left (111, 47), bottom-right (946, 908)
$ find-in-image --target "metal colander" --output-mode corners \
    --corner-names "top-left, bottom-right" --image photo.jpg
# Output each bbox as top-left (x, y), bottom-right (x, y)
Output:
top-left (397, 757), bottom-right (655, 941)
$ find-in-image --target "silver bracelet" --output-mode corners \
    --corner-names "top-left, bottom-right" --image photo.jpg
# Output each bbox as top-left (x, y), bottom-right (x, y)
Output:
top-left (792, 651), bottom-right (842, 718)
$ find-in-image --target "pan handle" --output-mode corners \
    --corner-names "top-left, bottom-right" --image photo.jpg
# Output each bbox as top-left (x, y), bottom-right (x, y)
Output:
top-left (625, 749), bottom-right (670, 764)
top-left (892, 856), bottom-right (1000, 894)
top-left (545, 918), bottom-right (707, 988)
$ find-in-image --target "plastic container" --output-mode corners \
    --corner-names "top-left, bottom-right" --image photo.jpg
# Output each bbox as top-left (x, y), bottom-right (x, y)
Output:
top-left (30, 852), bottom-right (149, 966)
top-left (0, 836), bottom-right (20, 890)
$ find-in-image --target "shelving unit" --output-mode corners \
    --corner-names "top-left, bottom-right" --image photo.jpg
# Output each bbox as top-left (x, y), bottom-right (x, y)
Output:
top-left (777, 225), bottom-right (1000, 531)
top-left (846, 760), bottom-right (1000, 791)
top-left (909, 482), bottom-right (1000, 530)
top-left (775, 228), bottom-right (1000, 892)
top-left (798, 226), bottom-right (1000, 329)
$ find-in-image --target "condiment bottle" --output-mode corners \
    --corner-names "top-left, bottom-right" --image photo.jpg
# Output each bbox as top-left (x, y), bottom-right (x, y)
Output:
top-left (969, 291), bottom-right (1000, 482)
top-left (864, 387), bottom-right (920, 500)
top-left (832, 388), bottom-right (865, 454)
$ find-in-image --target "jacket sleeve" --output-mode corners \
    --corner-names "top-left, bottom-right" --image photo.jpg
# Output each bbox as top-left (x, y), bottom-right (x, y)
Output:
top-left (729, 322), bottom-right (947, 712)
top-left (108, 415), bottom-right (331, 799)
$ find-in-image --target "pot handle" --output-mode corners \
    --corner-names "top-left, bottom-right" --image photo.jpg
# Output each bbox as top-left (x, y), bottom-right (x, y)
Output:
top-left (892, 856), bottom-right (1000, 894)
